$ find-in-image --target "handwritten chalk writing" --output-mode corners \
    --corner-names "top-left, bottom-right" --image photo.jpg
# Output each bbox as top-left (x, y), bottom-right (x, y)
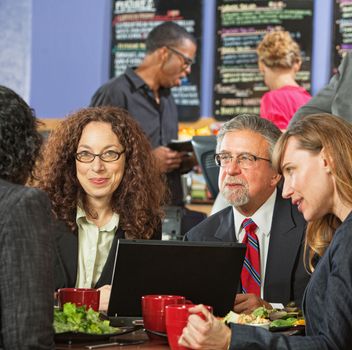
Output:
top-left (219, 4), bottom-right (257, 12)
top-left (221, 97), bottom-right (262, 105)
top-left (172, 86), bottom-right (200, 106)
top-left (222, 9), bottom-right (312, 26)
top-left (114, 13), bottom-right (155, 23)
top-left (215, 106), bottom-right (260, 116)
top-left (334, 1), bottom-right (352, 68)
top-left (114, 19), bottom-right (196, 40)
top-left (114, 0), bottom-right (155, 14)
top-left (111, 1), bottom-right (201, 121)
top-left (115, 43), bottom-right (145, 50)
top-left (214, 0), bottom-right (313, 120)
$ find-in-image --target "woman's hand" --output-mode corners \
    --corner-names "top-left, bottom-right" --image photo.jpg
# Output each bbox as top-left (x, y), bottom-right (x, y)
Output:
top-left (97, 284), bottom-right (112, 312)
top-left (178, 304), bottom-right (231, 350)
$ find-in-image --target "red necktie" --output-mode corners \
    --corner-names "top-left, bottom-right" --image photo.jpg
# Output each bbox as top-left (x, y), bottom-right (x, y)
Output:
top-left (241, 218), bottom-right (261, 297)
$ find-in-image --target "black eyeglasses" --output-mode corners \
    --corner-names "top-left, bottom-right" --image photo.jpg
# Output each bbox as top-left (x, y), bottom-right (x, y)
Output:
top-left (75, 150), bottom-right (125, 163)
top-left (166, 46), bottom-right (195, 67)
top-left (214, 152), bottom-right (271, 169)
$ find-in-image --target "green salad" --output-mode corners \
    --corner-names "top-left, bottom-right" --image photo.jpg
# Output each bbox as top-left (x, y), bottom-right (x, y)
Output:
top-left (54, 302), bottom-right (119, 334)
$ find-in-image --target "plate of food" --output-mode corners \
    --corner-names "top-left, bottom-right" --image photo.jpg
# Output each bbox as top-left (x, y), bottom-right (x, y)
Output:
top-left (223, 306), bottom-right (271, 329)
top-left (54, 303), bottom-right (137, 343)
top-left (268, 302), bottom-right (305, 333)
top-left (54, 327), bottom-right (137, 343)
top-left (269, 318), bottom-right (305, 333)
top-left (144, 329), bottom-right (168, 339)
top-left (223, 303), bottom-right (305, 334)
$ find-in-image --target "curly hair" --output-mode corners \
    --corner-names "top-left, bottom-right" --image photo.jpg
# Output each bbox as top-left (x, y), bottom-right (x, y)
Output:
top-left (37, 106), bottom-right (166, 239)
top-left (0, 85), bottom-right (42, 185)
top-left (257, 30), bottom-right (301, 69)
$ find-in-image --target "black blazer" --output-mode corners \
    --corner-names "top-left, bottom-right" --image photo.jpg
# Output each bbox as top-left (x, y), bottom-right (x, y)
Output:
top-left (229, 212), bottom-right (352, 349)
top-left (0, 180), bottom-right (55, 349)
top-left (185, 189), bottom-right (310, 307)
top-left (53, 220), bottom-right (161, 290)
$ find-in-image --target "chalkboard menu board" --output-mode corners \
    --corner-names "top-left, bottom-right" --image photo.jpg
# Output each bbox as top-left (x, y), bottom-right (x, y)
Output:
top-left (214, 1), bottom-right (313, 121)
top-left (111, 0), bottom-right (202, 122)
top-left (333, 0), bottom-right (352, 72)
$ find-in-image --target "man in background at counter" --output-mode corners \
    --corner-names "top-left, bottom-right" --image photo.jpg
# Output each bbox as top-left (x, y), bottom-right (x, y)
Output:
top-left (90, 22), bottom-right (197, 205)
top-left (291, 52), bottom-right (352, 123)
top-left (185, 114), bottom-right (310, 314)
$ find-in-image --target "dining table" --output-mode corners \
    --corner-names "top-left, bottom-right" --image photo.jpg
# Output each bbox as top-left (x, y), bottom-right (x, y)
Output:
top-left (55, 328), bottom-right (170, 350)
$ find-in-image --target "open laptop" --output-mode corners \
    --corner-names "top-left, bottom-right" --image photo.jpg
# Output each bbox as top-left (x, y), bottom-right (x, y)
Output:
top-left (107, 240), bottom-right (246, 325)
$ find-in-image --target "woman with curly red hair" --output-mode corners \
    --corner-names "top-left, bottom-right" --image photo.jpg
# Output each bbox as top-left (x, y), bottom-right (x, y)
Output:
top-left (37, 106), bottom-right (166, 310)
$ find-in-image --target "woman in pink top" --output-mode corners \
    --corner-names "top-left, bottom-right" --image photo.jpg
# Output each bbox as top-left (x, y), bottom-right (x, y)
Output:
top-left (257, 31), bottom-right (311, 129)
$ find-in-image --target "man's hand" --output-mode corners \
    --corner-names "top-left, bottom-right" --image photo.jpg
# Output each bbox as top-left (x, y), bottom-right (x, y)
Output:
top-left (152, 146), bottom-right (183, 173)
top-left (179, 152), bottom-right (197, 174)
top-left (234, 293), bottom-right (273, 314)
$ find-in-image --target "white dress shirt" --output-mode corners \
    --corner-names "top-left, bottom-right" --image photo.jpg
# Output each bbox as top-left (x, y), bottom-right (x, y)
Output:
top-left (233, 188), bottom-right (277, 299)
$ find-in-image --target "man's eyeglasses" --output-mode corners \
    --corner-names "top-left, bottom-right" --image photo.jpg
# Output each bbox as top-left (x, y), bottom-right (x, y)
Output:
top-left (75, 150), bottom-right (125, 163)
top-left (214, 153), bottom-right (271, 169)
top-left (166, 46), bottom-right (195, 67)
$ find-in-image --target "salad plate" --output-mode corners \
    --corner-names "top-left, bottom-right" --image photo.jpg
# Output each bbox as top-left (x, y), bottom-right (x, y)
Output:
top-left (269, 324), bottom-right (305, 334)
top-left (145, 328), bottom-right (168, 338)
top-left (223, 305), bottom-right (305, 335)
top-left (55, 325), bottom-right (137, 343)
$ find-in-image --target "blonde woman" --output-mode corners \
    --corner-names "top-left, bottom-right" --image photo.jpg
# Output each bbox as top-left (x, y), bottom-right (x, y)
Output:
top-left (257, 30), bottom-right (311, 129)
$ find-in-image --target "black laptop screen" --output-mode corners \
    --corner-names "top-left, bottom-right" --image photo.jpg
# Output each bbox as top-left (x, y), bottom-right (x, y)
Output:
top-left (108, 240), bottom-right (245, 317)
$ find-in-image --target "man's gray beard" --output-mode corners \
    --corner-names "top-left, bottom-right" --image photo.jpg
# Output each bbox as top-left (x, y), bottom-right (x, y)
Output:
top-left (222, 186), bottom-right (250, 207)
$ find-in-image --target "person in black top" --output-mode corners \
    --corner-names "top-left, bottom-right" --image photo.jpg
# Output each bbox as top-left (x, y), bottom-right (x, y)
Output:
top-left (0, 85), bottom-right (55, 349)
top-left (90, 22), bottom-right (197, 205)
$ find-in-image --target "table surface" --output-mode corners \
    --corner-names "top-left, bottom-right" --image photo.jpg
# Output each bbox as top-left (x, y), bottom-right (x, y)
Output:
top-left (55, 329), bottom-right (169, 350)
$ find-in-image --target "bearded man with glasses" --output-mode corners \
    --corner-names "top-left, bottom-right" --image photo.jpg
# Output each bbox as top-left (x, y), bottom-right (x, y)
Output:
top-left (185, 114), bottom-right (310, 314)
top-left (90, 22), bottom-right (197, 207)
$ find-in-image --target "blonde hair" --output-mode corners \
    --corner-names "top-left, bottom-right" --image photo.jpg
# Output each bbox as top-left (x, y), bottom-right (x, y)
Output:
top-left (257, 30), bottom-right (301, 69)
top-left (273, 114), bottom-right (352, 272)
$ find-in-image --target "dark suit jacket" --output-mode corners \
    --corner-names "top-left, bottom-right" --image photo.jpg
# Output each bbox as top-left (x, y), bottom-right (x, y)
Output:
top-left (0, 179), bottom-right (54, 349)
top-left (54, 220), bottom-right (161, 290)
top-left (229, 211), bottom-right (352, 349)
top-left (291, 52), bottom-right (352, 124)
top-left (185, 189), bottom-right (309, 307)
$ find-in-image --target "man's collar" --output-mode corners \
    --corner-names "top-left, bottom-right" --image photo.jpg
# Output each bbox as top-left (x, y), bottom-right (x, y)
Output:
top-left (125, 67), bottom-right (170, 95)
top-left (233, 188), bottom-right (277, 237)
top-left (125, 67), bottom-right (146, 90)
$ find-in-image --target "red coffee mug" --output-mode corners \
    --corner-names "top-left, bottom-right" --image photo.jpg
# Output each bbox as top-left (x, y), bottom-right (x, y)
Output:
top-left (142, 295), bottom-right (186, 335)
top-left (58, 288), bottom-right (100, 311)
top-left (165, 304), bottom-right (213, 350)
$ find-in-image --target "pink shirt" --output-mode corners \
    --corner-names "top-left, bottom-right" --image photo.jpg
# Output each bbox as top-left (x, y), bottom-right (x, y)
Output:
top-left (260, 85), bottom-right (311, 129)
